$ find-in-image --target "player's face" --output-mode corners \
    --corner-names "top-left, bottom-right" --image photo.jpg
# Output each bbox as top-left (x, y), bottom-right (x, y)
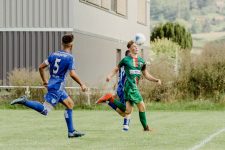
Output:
top-left (130, 43), bottom-right (138, 54)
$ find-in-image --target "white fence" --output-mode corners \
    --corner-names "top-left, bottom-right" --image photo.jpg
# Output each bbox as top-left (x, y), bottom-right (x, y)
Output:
top-left (0, 86), bottom-right (112, 105)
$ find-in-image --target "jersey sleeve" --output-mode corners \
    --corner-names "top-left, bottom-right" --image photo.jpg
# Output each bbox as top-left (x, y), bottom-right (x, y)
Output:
top-left (45, 53), bottom-right (54, 65)
top-left (68, 57), bottom-right (76, 70)
top-left (43, 56), bottom-right (51, 65)
top-left (44, 59), bottom-right (49, 65)
top-left (141, 58), bottom-right (146, 71)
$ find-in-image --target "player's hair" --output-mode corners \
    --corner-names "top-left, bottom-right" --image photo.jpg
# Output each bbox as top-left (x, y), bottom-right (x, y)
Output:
top-left (125, 50), bottom-right (130, 56)
top-left (62, 34), bottom-right (74, 47)
top-left (127, 40), bottom-right (134, 49)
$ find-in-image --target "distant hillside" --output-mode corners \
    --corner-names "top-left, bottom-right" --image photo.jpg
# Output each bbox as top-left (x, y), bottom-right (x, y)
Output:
top-left (150, 0), bottom-right (225, 33)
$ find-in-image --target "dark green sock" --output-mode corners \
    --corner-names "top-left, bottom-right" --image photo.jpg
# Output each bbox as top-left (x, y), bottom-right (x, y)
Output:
top-left (139, 112), bottom-right (148, 129)
top-left (113, 99), bottom-right (126, 112)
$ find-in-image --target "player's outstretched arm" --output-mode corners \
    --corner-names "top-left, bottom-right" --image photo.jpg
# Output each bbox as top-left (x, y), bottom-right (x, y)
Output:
top-left (39, 62), bottom-right (48, 87)
top-left (106, 66), bottom-right (119, 82)
top-left (69, 70), bottom-right (87, 92)
top-left (142, 66), bottom-right (161, 85)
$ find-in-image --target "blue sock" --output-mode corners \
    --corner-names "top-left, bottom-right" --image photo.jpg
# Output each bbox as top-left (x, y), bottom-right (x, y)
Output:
top-left (108, 101), bottom-right (117, 110)
top-left (64, 109), bottom-right (75, 133)
top-left (23, 100), bottom-right (45, 113)
top-left (123, 118), bottom-right (130, 126)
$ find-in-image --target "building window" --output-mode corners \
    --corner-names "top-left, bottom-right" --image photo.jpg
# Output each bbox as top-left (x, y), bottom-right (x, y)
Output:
top-left (111, 0), bottom-right (117, 12)
top-left (116, 0), bottom-right (127, 16)
top-left (80, 0), bottom-right (127, 17)
top-left (137, 0), bottom-right (147, 25)
top-left (86, 0), bottom-right (101, 6)
top-left (102, 0), bottom-right (111, 10)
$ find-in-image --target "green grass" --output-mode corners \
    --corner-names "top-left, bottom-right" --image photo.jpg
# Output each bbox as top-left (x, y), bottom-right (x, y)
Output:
top-left (2, 100), bottom-right (225, 111)
top-left (146, 101), bottom-right (225, 111)
top-left (1, 110), bottom-right (225, 150)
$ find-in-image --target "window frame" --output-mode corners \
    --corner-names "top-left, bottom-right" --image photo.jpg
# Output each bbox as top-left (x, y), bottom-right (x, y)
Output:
top-left (137, 0), bottom-right (147, 26)
top-left (79, 0), bottom-right (128, 19)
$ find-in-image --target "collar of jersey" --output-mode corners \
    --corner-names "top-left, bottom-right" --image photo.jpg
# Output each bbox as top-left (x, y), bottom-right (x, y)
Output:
top-left (58, 50), bottom-right (69, 53)
top-left (58, 50), bottom-right (73, 57)
top-left (129, 55), bottom-right (138, 59)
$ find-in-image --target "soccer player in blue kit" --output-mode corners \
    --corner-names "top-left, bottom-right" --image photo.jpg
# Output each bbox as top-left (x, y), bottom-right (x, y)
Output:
top-left (11, 34), bottom-right (87, 138)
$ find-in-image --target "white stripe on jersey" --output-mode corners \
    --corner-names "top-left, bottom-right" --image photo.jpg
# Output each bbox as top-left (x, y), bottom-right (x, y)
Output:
top-left (44, 59), bottom-right (49, 65)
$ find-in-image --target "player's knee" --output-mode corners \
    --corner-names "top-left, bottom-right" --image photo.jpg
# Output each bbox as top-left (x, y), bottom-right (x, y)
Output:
top-left (138, 103), bottom-right (146, 112)
top-left (64, 99), bottom-right (74, 109)
top-left (140, 106), bottom-right (146, 112)
top-left (125, 110), bottom-right (132, 115)
top-left (139, 107), bottom-right (145, 112)
top-left (71, 102), bottom-right (74, 108)
top-left (67, 101), bottom-right (74, 109)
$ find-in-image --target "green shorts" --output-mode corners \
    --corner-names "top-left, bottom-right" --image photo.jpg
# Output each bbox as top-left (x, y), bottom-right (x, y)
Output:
top-left (124, 86), bottom-right (143, 106)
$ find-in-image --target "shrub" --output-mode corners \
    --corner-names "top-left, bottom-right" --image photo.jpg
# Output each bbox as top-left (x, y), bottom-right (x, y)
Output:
top-left (185, 41), bottom-right (225, 101)
top-left (6, 68), bottom-right (104, 106)
top-left (150, 38), bottom-right (180, 58)
top-left (141, 40), bottom-right (225, 103)
top-left (7, 68), bottom-right (45, 101)
top-left (139, 55), bottom-right (177, 102)
top-left (8, 68), bottom-right (41, 86)
top-left (171, 39), bottom-right (225, 102)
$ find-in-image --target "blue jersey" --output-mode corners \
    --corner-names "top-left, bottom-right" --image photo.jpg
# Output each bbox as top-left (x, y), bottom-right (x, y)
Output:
top-left (117, 66), bottom-right (126, 104)
top-left (45, 50), bottom-right (75, 92)
top-left (117, 67), bottom-right (126, 90)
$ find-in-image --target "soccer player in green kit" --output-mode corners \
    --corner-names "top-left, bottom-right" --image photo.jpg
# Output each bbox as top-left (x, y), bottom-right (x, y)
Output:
top-left (96, 40), bottom-right (161, 131)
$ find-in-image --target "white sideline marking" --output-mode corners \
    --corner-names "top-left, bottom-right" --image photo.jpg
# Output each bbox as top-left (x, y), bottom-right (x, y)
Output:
top-left (189, 127), bottom-right (225, 150)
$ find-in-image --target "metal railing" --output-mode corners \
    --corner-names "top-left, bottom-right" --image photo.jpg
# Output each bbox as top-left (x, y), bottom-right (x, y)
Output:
top-left (0, 86), bottom-right (111, 105)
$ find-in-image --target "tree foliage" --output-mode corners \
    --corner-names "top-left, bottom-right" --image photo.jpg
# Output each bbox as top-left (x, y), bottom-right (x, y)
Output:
top-left (151, 22), bottom-right (193, 49)
top-left (151, 0), bottom-right (225, 33)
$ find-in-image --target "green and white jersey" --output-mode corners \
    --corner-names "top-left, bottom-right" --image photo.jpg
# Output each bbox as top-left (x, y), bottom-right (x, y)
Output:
top-left (119, 55), bottom-right (146, 87)
top-left (118, 55), bottom-right (146, 103)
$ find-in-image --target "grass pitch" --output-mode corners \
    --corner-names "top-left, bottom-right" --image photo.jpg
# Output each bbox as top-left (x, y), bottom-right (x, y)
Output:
top-left (0, 110), bottom-right (225, 150)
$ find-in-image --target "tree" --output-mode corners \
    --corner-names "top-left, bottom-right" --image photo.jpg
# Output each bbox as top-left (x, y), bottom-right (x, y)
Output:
top-left (151, 22), bottom-right (193, 49)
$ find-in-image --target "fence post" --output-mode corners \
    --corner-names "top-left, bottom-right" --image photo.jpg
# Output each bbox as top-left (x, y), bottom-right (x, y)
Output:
top-left (87, 88), bottom-right (91, 105)
top-left (25, 86), bottom-right (30, 98)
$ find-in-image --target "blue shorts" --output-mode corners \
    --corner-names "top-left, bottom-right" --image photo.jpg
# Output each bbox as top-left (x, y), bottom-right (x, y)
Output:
top-left (44, 90), bottom-right (68, 107)
top-left (117, 87), bottom-right (125, 105)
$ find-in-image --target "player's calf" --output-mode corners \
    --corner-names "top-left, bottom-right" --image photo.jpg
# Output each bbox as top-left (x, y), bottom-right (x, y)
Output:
top-left (11, 96), bottom-right (52, 116)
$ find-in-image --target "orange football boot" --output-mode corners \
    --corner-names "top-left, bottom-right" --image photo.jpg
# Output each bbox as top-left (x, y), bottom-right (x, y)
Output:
top-left (95, 93), bottom-right (113, 104)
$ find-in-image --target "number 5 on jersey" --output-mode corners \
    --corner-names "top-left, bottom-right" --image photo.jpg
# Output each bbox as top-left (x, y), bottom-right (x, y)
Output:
top-left (53, 58), bottom-right (61, 74)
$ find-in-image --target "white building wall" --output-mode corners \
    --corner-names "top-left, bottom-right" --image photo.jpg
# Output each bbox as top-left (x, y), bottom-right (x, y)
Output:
top-left (73, 0), bottom-right (150, 46)
top-left (0, 0), bottom-right (151, 86)
top-left (71, 0), bottom-right (151, 86)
